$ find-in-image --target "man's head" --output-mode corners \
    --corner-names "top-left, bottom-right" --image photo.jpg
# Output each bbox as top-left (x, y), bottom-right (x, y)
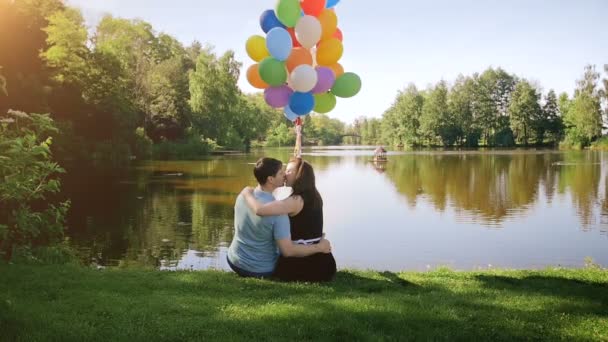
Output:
top-left (254, 157), bottom-right (285, 190)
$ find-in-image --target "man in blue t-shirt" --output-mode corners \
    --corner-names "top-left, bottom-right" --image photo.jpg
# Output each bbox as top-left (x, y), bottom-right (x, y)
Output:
top-left (227, 157), bottom-right (331, 278)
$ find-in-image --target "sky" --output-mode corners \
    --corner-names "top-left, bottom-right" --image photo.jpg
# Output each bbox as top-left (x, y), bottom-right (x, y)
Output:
top-left (65, 0), bottom-right (607, 124)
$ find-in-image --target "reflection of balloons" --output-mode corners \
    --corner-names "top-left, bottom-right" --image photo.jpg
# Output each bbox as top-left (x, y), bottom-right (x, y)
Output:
top-left (276, 0), bottom-right (301, 27)
top-left (326, 0), bottom-right (340, 8)
top-left (311, 67), bottom-right (335, 94)
top-left (246, 64), bottom-right (268, 89)
top-left (266, 28), bottom-right (292, 61)
top-left (289, 92), bottom-right (315, 115)
top-left (331, 72), bottom-right (361, 98)
top-left (246, 35), bottom-right (269, 62)
top-left (295, 15), bottom-right (321, 49)
top-left (301, 0), bottom-right (326, 17)
top-left (333, 28), bottom-right (343, 41)
top-left (259, 57), bottom-right (287, 86)
top-left (286, 47), bottom-right (313, 73)
top-left (286, 27), bottom-right (301, 47)
top-left (265, 85), bottom-right (293, 108)
top-left (327, 63), bottom-right (344, 78)
top-left (284, 106), bottom-right (299, 121)
top-left (316, 38), bottom-right (343, 65)
top-left (314, 92), bottom-right (336, 113)
top-left (260, 10), bottom-right (286, 33)
top-left (290, 65), bottom-right (318, 93)
top-left (318, 9), bottom-right (338, 40)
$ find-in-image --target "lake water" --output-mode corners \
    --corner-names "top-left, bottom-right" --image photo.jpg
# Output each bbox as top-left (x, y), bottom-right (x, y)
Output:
top-left (63, 147), bottom-right (608, 271)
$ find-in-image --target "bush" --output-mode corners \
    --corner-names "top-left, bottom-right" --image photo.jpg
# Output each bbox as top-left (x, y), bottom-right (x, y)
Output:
top-left (0, 110), bottom-right (70, 261)
top-left (151, 129), bottom-right (217, 160)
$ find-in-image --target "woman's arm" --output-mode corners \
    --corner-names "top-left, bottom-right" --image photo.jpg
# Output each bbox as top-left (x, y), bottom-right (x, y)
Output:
top-left (240, 187), bottom-right (302, 216)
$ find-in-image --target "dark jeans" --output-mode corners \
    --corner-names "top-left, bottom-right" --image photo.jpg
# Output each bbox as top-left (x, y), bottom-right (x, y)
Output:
top-left (227, 256), bottom-right (273, 279)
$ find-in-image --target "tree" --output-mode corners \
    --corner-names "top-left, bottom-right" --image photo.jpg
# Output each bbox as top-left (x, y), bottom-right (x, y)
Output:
top-left (542, 90), bottom-right (564, 144)
top-left (509, 80), bottom-right (541, 146)
top-left (420, 81), bottom-right (459, 146)
top-left (0, 110), bottom-right (70, 260)
top-left (449, 75), bottom-right (477, 146)
top-left (383, 84), bottom-right (424, 146)
top-left (564, 65), bottom-right (603, 146)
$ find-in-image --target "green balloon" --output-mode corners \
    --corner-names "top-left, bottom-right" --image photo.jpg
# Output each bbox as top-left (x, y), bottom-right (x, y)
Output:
top-left (331, 72), bottom-right (362, 98)
top-left (275, 0), bottom-right (301, 28)
top-left (259, 57), bottom-right (287, 87)
top-left (314, 92), bottom-right (336, 114)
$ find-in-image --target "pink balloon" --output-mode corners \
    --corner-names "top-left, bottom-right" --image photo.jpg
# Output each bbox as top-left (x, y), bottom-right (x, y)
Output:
top-left (311, 67), bottom-right (336, 94)
top-left (264, 85), bottom-right (293, 108)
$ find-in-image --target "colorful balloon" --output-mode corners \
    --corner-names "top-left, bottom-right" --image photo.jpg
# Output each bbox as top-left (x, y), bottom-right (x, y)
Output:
top-left (286, 27), bottom-right (301, 47)
top-left (246, 35), bottom-right (269, 62)
top-left (314, 92), bottom-right (336, 113)
top-left (284, 106), bottom-right (299, 121)
top-left (276, 0), bottom-right (301, 27)
top-left (331, 72), bottom-right (361, 98)
top-left (301, 0), bottom-right (326, 17)
top-left (286, 47), bottom-right (313, 73)
top-left (264, 85), bottom-right (293, 108)
top-left (325, 0), bottom-right (340, 8)
top-left (246, 64), bottom-right (268, 89)
top-left (266, 27), bottom-right (292, 61)
top-left (259, 57), bottom-right (287, 86)
top-left (316, 38), bottom-right (343, 66)
top-left (295, 15), bottom-right (322, 49)
top-left (327, 63), bottom-right (344, 78)
top-left (289, 92), bottom-right (315, 115)
top-left (260, 10), bottom-right (286, 33)
top-left (318, 9), bottom-right (338, 40)
top-left (311, 67), bottom-right (335, 94)
top-left (290, 65), bottom-right (318, 93)
top-left (333, 28), bottom-right (343, 41)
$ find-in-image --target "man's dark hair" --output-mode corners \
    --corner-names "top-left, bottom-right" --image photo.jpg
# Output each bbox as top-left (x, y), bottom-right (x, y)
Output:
top-left (254, 158), bottom-right (283, 185)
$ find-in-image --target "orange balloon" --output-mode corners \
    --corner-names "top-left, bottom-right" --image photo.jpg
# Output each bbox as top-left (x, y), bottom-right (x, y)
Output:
top-left (287, 27), bottom-right (301, 48)
top-left (328, 63), bottom-right (344, 78)
top-left (333, 28), bottom-right (343, 41)
top-left (318, 9), bottom-right (338, 40)
top-left (247, 64), bottom-right (268, 89)
top-left (286, 47), bottom-right (313, 73)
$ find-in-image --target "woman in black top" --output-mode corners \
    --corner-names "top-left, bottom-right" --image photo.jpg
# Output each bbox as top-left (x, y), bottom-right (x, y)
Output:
top-left (241, 156), bottom-right (336, 282)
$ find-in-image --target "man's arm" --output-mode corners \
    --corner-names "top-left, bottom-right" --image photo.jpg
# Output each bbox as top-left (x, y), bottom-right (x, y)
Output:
top-left (276, 238), bottom-right (331, 258)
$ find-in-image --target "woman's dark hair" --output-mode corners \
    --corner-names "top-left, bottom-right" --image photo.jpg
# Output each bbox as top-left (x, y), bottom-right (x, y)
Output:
top-left (253, 157), bottom-right (282, 185)
top-left (289, 157), bottom-right (323, 209)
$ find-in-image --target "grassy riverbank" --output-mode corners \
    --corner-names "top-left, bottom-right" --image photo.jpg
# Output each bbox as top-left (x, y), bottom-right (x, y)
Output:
top-left (0, 265), bottom-right (606, 341)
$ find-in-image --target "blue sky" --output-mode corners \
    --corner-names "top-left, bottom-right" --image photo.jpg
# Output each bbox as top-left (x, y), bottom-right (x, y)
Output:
top-left (66, 0), bottom-right (607, 124)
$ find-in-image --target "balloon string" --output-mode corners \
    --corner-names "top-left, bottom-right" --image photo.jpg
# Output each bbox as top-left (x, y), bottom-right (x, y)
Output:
top-left (294, 117), bottom-right (302, 158)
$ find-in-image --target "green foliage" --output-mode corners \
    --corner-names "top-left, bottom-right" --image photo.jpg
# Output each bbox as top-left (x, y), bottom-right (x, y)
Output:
top-left (150, 129), bottom-right (216, 160)
top-left (563, 65), bottom-right (603, 147)
top-left (0, 110), bottom-right (70, 260)
top-left (382, 84), bottom-right (424, 146)
top-left (265, 123), bottom-right (294, 147)
top-left (508, 80), bottom-right (541, 146)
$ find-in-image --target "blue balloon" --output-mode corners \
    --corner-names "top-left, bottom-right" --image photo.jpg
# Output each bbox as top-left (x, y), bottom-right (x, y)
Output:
top-left (266, 28), bottom-right (292, 61)
top-left (326, 0), bottom-right (340, 8)
top-left (284, 106), bottom-right (299, 121)
top-left (289, 92), bottom-right (315, 115)
top-left (260, 10), bottom-right (285, 33)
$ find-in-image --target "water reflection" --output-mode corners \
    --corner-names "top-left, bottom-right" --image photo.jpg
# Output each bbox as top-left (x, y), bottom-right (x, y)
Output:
top-left (63, 148), bottom-right (608, 271)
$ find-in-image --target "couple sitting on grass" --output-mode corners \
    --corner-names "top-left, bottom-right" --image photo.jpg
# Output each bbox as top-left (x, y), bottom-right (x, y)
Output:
top-left (227, 127), bottom-right (336, 282)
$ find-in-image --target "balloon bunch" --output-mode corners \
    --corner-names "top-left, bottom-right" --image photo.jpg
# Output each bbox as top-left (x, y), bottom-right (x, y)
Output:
top-left (246, 0), bottom-right (361, 122)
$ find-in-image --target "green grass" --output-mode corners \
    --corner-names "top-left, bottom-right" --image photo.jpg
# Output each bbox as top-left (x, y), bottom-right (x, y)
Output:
top-left (0, 265), bottom-right (607, 341)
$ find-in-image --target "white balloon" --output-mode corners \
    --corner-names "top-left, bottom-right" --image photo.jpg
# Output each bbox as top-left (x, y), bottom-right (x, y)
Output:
top-left (290, 65), bottom-right (318, 93)
top-left (295, 15), bottom-right (322, 49)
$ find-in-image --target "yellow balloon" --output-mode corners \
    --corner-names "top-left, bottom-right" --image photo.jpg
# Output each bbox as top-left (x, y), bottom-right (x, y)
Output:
top-left (318, 9), bottom-right (338, 41)
top-left (316, 38), bottom-right (343, 66)
top-left (246, 35), bottom-right (269, 62)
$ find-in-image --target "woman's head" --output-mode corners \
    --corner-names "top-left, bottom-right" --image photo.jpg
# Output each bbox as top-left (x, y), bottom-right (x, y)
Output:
top-left (286, 157), bottom-right (322, 208)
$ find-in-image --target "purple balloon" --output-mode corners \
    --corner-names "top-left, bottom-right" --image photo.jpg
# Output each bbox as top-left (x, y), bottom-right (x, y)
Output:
top-left (264, 86), bottom-right (293, 108)
top-left (311, 67), bottom-right (336, 94)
